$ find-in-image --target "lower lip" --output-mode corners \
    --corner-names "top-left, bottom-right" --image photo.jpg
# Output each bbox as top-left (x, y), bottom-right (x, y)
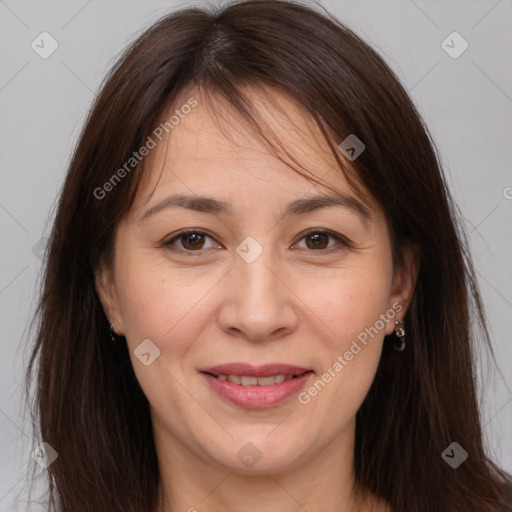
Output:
top-left (201, 372), bottom-right (314, 408)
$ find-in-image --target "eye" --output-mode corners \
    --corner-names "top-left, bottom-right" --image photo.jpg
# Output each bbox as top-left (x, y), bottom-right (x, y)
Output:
top-left (162, 228), bottom-right (351, 255)
top-left (162, 229), bottom-right (218, 253)
top-left (293, 229), bottom-right (351, 252)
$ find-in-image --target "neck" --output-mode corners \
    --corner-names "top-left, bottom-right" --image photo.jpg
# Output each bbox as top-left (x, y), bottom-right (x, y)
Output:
top-left (152, 416), bottom-right (388, 512)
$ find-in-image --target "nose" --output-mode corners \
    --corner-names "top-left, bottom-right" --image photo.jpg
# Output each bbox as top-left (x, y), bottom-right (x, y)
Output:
top-left (217, 248), bottom-right (299, 342)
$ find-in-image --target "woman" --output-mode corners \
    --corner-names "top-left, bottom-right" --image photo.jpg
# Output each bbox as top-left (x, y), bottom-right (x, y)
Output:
top-left (25, 0), bottom-right (512, 511)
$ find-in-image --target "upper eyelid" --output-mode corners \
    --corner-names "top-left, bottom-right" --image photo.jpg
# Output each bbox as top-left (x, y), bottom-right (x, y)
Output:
top-left (164, 229), bottom-right (216, 245)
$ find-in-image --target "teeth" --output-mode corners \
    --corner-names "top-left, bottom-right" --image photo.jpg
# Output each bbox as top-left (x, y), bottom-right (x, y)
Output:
top-left (240, 376), bottom-right (258, 386)
top-left (255, 376), bottom-right (276, 386)
top-left (217, 374), bottom-right (297, 386)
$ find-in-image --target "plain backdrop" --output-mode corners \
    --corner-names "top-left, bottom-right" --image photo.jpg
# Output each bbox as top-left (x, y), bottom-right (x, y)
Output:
top-left (0, 0), bottom-right (511, 510)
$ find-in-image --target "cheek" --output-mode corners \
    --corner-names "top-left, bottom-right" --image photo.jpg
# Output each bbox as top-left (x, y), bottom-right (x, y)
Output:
top-left (305, 263), bottom-right (393, 346)
top-left (113, 259), bottom-right (212, 425)
top-left (297, 258), bottom-right (393, 401)
top-left (295, 259), bottom-right (393, 422)
top-left (113, 247), bottom-right (209, 341)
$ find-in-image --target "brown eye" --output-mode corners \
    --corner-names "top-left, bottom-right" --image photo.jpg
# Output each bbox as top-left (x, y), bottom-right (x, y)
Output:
top-left (295, 229), bottom-right (350, 252)
top-left (305, 232), bottom-right (330, 250)
top-left (181, 232), bottom-right (206, 250)
top-left (163, 230), bottom-right (217, 252)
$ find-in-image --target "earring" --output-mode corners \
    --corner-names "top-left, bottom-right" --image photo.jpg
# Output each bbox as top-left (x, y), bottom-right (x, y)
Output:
top-left (106, 315), bottom-right (121, 342)
top-left (392, 320), bottom-right (406, 352)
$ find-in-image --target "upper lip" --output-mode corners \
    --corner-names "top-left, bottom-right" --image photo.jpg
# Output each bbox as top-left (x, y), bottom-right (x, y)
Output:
top-left (199, 363), bottom-right (312, 377)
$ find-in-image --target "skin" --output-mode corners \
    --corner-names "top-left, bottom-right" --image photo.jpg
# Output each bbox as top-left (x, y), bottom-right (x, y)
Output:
top-left (95, 86), bottom-right (417, 512)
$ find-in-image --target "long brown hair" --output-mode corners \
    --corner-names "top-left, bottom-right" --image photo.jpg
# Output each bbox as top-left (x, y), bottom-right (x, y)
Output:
top-left (24, 1), bottom-right (512, 510)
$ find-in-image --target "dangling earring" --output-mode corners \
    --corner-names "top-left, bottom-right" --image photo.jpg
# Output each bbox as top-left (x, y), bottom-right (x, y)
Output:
top-left (106, 315), bottom-right (120, 342)
top-left (392, 320), bottom-right (406, 351)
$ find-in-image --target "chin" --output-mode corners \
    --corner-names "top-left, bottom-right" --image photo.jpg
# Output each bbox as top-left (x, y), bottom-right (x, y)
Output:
top-left (204, 433), bottom-right (309, 475)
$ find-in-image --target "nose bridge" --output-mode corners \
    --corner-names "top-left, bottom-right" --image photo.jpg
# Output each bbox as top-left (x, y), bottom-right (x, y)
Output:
top-left (238, 244), bottom-right (279, 299)
top-left (218, 236), bottom-right (298, 341)
top-left (237, 235), bottom-right (284, 304)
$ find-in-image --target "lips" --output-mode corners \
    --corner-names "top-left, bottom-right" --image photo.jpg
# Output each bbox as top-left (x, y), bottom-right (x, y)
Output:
top-left (199, 363), bottom-right (314, 408)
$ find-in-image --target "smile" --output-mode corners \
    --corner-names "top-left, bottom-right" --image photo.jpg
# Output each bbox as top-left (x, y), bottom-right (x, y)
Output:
top-left (199, 363), bottom-right (314, 408)
top-left (211, 374), bottom-right (299, 386)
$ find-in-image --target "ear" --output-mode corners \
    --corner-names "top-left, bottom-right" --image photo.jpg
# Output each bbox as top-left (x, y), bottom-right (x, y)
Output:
top-left (385, 244), bottom-right (420, 335)
top-left (94, 261), bottom-right (125, 335)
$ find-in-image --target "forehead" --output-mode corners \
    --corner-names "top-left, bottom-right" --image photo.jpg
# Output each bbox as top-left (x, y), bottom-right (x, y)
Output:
top-left (131, 86), bottom-right (370, 215)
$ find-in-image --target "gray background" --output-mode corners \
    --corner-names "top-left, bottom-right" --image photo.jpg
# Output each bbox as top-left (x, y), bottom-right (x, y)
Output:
top-left (1, 0), bottom-right (511, 509)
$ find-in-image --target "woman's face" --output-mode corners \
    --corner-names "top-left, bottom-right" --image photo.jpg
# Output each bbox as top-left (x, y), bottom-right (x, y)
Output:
top-left (96, 87), bottom-right (415, 475)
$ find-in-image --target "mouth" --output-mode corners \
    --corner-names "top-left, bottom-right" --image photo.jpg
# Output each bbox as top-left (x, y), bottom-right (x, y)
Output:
top-left (201, 371), bottom-right (311, 386)
top-left (198, 363), bottom-right (314, 408)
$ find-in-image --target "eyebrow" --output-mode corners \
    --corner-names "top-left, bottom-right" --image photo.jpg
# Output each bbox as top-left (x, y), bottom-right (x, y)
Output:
top-left (139, 191), bottom-right (370, 223)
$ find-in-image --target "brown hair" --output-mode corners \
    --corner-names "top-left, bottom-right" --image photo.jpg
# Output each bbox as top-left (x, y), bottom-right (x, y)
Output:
top-left (24, 1), bottom-right (512, 511)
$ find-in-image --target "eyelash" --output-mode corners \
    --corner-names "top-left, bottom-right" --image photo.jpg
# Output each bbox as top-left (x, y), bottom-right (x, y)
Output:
top-left (161, 228), bottom-right (352, 255)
